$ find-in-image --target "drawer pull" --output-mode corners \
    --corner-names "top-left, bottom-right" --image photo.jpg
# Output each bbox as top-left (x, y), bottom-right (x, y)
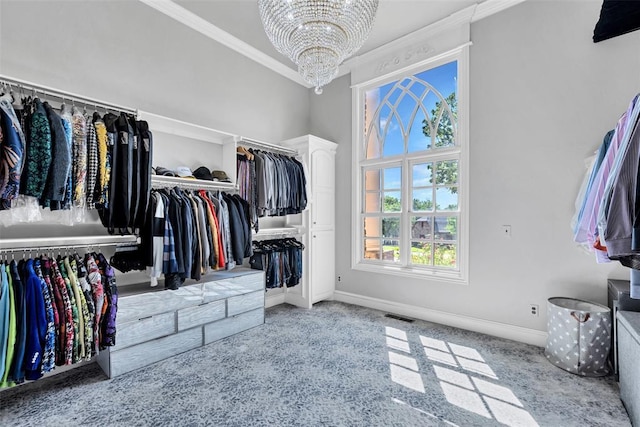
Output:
top-left (138, 315), bottom-right (153, 321)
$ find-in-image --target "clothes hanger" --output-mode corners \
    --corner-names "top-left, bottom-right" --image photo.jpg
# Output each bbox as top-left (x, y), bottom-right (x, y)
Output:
top-left (237, 146), bottom-right (254, 160)
top-left (0, 82), bottom-right (12, 103)
top-left (237, 146), bottom-right (252, 160)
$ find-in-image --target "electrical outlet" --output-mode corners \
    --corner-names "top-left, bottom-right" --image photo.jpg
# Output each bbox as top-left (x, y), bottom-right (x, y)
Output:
top-left (529, 304), bottom-right (539, 317)
top-left (338, 276), bottom-right (341, 282)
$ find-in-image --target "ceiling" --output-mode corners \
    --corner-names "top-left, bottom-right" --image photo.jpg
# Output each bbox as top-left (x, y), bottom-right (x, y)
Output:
top-left (142, 0), bottom-right (506, 87)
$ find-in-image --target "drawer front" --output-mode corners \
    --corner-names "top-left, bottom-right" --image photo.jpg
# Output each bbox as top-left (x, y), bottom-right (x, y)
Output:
top-left (202, 272), bottom-right (265, 303)
top-left (117, 311), bottom-right (176, 349)
top-left (177, 300), bottom-right (226, 331)
top-left (117, 293), bottom-right (167, 324)
top-left (204, 308), bottom-right (264, 345)
top-left (118, 287), bottom-right (204, 323)
top-left (227, 272), bottom-right (265, 292)
top-left (109, 327), bottom-right (202, 377)
top-left (227, 291), bottom-right (264, 316)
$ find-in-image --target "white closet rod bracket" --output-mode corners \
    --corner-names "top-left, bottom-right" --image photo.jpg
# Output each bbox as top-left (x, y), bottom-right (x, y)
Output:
top-left (236, 136), bottom-right (298, 156)
top-left (0, 74), bottom-right (138, 115)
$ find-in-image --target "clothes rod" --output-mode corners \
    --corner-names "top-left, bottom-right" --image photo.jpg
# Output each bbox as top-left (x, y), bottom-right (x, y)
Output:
top-left (253, 227), bottom-right (301, 236)
top-left (0, 74), bottom-right (137, 115)
top-left (151, 175), bottom-right (237, 191)
top-left (237, 136), bottom-right (297, 155)
top-left (0, 243), bottom-right (131, 256)
top-left (0, 234), bottom-right (138, 251)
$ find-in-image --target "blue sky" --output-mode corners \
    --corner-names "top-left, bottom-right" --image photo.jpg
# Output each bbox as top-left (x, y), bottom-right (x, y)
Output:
top-left (367, 60), bottom-right (458, 158)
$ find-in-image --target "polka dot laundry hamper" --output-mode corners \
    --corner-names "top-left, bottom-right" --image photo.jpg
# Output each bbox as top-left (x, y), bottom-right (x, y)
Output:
top-left (544, 297), bottom-right (611, 376)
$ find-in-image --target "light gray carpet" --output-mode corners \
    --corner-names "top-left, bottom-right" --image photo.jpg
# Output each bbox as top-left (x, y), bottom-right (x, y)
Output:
top-left (0, 301), bottom-right (631, 426)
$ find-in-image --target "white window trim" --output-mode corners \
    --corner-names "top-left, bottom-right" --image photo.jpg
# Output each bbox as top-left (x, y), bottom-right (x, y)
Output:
top-left (351, 45), bottom-right (470, 284)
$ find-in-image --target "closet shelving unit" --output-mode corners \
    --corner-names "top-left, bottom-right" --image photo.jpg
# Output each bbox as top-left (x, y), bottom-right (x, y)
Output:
top-left (0, 75), bottom-right (336, 381)
top-left (0, 75), bottom-right (147, 386)
top-left (89, 112), bottom-right (269, 378)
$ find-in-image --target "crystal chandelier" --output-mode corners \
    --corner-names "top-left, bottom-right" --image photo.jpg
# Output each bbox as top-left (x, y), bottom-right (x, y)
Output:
top-left (258, 0), bottom-right (379, 94)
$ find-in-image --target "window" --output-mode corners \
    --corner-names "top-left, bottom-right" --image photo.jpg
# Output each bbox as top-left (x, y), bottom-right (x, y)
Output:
top-left (354, 51), bottom-right (467, 282)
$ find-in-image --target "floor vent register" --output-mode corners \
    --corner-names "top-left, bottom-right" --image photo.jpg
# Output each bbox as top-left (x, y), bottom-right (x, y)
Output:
top-left (384, 313), bottom-right (415, 323)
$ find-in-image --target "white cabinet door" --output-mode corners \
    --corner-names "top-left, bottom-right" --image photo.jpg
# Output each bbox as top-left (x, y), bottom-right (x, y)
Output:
top-left (310, 229), bottom-right (335, 303)
top-left (311, 189), bottom-right (334, 229)
top-left (311, 149), bottom-right (335, 191)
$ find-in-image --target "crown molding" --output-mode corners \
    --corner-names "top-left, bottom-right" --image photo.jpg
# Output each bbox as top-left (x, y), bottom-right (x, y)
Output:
top-left (138, 0), bottom-right (526, 90)
top-left (137, 0), bottom-right (311, 88)
top-left (338, 0), bottom-right (527, 80)
top-left (472, 0), bottom-right (527, 22)
top-left (339, 4), bottom-right (475, 80)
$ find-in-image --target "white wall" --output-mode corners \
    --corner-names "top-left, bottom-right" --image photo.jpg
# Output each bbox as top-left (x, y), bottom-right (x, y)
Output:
top-left (0, 0), bottom-right (309, 240)
top-left (311, 0), bottom-right (640, 337)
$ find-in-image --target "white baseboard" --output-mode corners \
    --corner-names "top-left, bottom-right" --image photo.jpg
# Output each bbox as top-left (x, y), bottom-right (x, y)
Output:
top-left (333, 291), bottom-right (547, 347)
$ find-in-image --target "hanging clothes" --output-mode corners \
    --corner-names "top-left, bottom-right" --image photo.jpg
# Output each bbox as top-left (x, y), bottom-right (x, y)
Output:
top-left (97, 113), bottom-right (152, 234)
top-left (237, 147), bottom-right (307, 229)
top-left (134, 120), bottom-right (152, 229)
top-left (85, 115), bottom-right (99, 210)
top-left (112, 186), bottom-right (252, 289)
top-left (0, 262), bottom-right (16, 388)
top-left (0, 262), bottom-right (11, 382)
top-left (93, 113), bottom-right (110, 207)
top-left (0, 93), bottom-right (26, 210)
top-left (22, 258), bottom-right (46, 380)
top-left (22, 98), bottom-right (52, 201)
top-left (0, 252), bottom-right (118, 388)
top-left (573, 93), bottom-right (640, 298)
top-left (34, 258), bottom-right (55, 373)
top-left (250, 238), bottom-right (304, 289)
top-left (8, 260), bottom-right (26, 385)
top-left (0, 86), bottom-right (152, 232)
top-left (41, 102), bottom-right (71, 210)
top-left (71, 106), bottom-right (87, 210)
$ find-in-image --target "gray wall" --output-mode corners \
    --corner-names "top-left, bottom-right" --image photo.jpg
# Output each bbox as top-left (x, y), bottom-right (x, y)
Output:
top-left (310, 0), bottom-right (640, 333)
top-left (0, 0), bottom-right (309, 240)
top-left (0, 0), bottom-right (308, 143)
top-left (3, 0), bottom-right (639, 334)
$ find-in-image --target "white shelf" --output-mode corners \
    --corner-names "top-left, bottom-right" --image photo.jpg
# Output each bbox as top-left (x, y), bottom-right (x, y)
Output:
top-left (138, 110), bottom-right (235, 144)
top-left (151, 175), bottom-right (238, 191)
top-left (0, 234), bottom-right (138, 251)
top-left (253, 226), bottom-right (303, 239)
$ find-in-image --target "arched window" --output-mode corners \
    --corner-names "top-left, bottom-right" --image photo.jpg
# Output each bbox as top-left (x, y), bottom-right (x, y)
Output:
top-left (356, 57), bottom-right (466, 281)
top-left (365, 68), bottom-right (457, 159)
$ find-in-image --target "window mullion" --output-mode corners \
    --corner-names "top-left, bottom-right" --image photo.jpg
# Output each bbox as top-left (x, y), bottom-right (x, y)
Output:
top-left (401, 158), bottom-right (410, 267)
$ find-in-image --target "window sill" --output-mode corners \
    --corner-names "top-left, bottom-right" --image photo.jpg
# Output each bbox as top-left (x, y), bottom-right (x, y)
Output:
top-left (352, 262), bottom-right (468, 284)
